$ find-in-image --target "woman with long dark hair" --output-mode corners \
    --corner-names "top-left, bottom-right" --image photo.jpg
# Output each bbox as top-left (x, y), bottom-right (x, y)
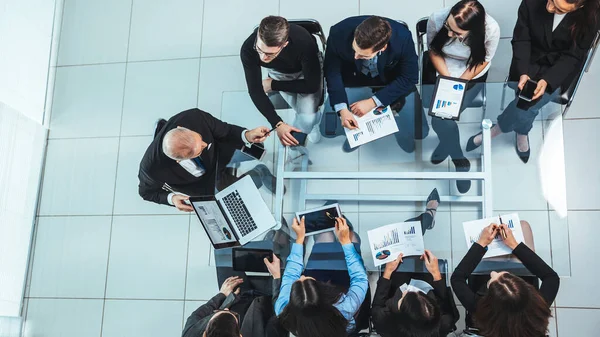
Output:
top-left (426, 0), bottom-right (500, 194)
top-left (274, 216), bottom-right (368, 337)
top-left (451, 222), bottom-right (560, 337)
top-left (466, 0), bottom-right (600, 163)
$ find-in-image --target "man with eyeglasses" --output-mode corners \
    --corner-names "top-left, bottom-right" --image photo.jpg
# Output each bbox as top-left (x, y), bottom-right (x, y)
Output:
top-left (241, 16), bottom-right (323, 146)
top-left (324, 16), bottom-right (428, 153)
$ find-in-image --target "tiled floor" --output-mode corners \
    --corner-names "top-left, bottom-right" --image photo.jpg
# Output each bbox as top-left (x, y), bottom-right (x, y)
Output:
top-left (24, 0), bottom-right (600, 336)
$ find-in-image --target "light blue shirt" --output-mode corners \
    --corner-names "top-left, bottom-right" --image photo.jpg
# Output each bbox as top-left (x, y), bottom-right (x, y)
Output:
top-left (334, 56), bottom-right (382, 113)
top-left (274, 243), bottom-right (369, 333)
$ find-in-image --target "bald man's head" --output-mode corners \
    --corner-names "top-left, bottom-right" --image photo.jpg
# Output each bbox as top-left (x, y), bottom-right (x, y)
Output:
top-left (162, 127), bottom-right (206, 161)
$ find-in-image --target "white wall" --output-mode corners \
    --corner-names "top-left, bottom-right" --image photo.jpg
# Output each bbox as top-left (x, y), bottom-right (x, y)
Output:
top-left (0, 0), bottom-right (61, 318)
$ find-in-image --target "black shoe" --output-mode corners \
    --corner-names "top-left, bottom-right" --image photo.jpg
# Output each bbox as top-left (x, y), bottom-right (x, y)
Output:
top-left (395, 133), bottom-right (415, 153)
top-left (431, 144), bottom-right (449, 165)
top-left (466, 132), bottom-right (482, 152)
top-left (515, 134), bottom-right (530, 164)
top-left (453, 158), bottom-right (472, 194)
top-left (342, 140), bottom-right (360, 153)
top-left (153, 118), bottom-right (167, 139)
top-left (424, 188), bottom-right (441, 230)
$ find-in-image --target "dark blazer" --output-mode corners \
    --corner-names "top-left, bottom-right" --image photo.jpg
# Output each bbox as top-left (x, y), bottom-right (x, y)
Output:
top-left (510, 0), bottom-right (598, 93)
top-left (372, 276), bottom-right (457, 337)
top-left (450, 242), bottom-right (560, 315)
top-left (240, 278), bottom-right (287, 337)
top-left (182, 292), bottom-right (229, 337)
top-left (138, 108), bottom-right (245, 206)
top-left (324, 16), bottom-right (419, 108)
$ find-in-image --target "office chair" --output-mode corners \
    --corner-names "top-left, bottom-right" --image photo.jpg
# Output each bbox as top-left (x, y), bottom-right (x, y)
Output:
top-left (266, 19), bottom-right (328, 110)
top-left (500, 30), bottom-right (600, 114)
top-left (415, 17), bottom-right (487, 114)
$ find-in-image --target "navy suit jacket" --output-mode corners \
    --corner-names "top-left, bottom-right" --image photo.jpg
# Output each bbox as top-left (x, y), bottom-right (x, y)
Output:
top-left (324, 16), bottom-right (418, 108)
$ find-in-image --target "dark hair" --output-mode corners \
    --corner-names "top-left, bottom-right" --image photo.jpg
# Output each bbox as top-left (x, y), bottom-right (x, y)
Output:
top-left (384, 292), bottom-right (441, 337)
top-left (474, 273), bottom-right (552, 337)
top-left (565, 0), bottom-right (600, 44)
top-left (278, 278), bottom-right (348, 337)
top-left (205, 312), bottom-right (240, 337)
top-left (258, 16), bottom-right (290, 47)
top-left (429, 0), bottom-right (487, 71)
top-left (354, 16), bottom-right (392, 51)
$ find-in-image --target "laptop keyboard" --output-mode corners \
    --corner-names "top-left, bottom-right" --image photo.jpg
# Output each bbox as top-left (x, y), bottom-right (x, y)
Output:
top-left (222, 190), bottom-right (257, 237)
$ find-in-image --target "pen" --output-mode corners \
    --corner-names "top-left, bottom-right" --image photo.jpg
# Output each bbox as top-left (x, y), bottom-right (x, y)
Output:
top-left (498, 215), bottom-right (507, 239)
top-left (325, 212), bottom-right (335, 220)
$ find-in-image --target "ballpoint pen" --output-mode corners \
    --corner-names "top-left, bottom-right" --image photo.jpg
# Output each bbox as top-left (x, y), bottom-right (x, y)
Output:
top-left (325, 211), bottom-right (335, 220)
top-left (498, 215), bottom-right (507, 239)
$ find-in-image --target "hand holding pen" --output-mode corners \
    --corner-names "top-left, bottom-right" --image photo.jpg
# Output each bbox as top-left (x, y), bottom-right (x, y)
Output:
top-left (499, 223), bottom-right (519, 250)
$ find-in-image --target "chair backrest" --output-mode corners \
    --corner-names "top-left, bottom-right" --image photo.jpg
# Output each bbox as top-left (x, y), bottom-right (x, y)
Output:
top-left (288, 19), bottom-right (327, 51)
top-left (560, 30), bottom-right (600, 113)
top-left (395, 19), bottom-right (409, 30)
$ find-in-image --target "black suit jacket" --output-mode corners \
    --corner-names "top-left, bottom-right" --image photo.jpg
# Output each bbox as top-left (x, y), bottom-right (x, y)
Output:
top-left (510, 0), bottom-right (598, 92)
top-left (138, 108), bottom-right (245, 206)
top-left (324, 16), bottom-right (419, 108)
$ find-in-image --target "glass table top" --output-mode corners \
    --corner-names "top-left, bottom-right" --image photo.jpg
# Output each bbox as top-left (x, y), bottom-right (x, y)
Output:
top-left (213, 81), bottom-right (571, 278)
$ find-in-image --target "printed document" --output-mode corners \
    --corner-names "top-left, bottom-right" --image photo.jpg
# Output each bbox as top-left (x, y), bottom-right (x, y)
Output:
top-left (344, 106), bottom-right (399, 148)
top-left (462, 213), bottom-right (525, 258)
top-left (367, 221), bottom-right (424, 267)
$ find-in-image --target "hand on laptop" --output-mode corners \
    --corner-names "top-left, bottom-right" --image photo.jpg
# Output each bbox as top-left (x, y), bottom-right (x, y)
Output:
top-left (350, 98), bottom-right (376, 117)
top-left (334, 217), bottom-right (351, 245)
top-left (219, 276), bottom-right (244, 296)
top-left (292, 216), bottom-right (306, 244)
top-left (264, 253), bottom-right (281, 279)
top-left (173, 194), bottom-right (193, 212)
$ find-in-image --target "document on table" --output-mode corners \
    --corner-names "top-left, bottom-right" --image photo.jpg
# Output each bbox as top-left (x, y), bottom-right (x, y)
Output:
top-left (344, 105), bottom-right (399, 148)
top-left (367, 221), bottom-right (424, 267)
top-left (462, 213), bottom-right (525, 258)
top-left (429, 76), bottom-right (468, 120)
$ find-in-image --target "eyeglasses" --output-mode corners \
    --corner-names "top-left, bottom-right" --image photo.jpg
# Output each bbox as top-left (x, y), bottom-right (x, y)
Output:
top-left (211, 310), bottom-right (240, 326)
top-left (444, 21), bottom-right (468, 43)
top-left (253, 39), bottom-right (285, 58)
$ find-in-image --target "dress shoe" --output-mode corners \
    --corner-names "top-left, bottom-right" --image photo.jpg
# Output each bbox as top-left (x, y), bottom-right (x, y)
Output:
top-left (515, 133), bottom-right (530, 164)
top-left (466, 132), bottom-right (482, 152)
top-left (424, 188), bottom-right (441, 230)
top-left (453, 158), bottom-right (472, 194)
top-left (431, 144), bottom-right (449, 165)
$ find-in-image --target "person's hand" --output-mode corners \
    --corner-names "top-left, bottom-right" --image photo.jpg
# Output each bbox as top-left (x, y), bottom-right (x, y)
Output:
top-left (339, 109), bottom-right (358, 130)
top-left (262, 77), bottom-right (273, 94)
top-left (477, 223), bottom-right (499, 248)
top-left (383, 253), bottom-right (403, 279)
top-left (263, 253), bottom-right (281, 279)
top-left (532, 79), bottom-right (547, 101)
top-left (275, 123), bottom-right (301, 146)
top-left (500, 223), bottom-right (519, 250)
top-left (518, 74), bottom-right (530, 91)
top-left (292, 216), bottom-right (306, 244)
top-left (245, 126), bottom-right (270, 143)
top-left (219, 276), bottom-right (244, 296)
top-left (334, 217), bottom-right (351, 245)
top-left (421, 249), bottom-right (441, 281)
top-left (172, 194), bottom-right (193, 212)
top-left (350, 98), bottom-right (377, 117)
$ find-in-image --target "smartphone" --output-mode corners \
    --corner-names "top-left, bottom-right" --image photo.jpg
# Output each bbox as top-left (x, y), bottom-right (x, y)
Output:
top-left (241, 143), bottom-right (266, 160)
top-left (232, 248), bottom-right (276, 273)
top-left (325, 112), bottom-right (337, 136)
top-left (519, 79), bottom-right (538, 102)
top-left (290, 131), bottom-right (308, 147)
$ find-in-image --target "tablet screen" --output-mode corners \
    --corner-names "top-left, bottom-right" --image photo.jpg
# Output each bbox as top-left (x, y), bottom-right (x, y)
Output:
top-left (296, 204), bottom-right (342, 235)
top-left (232, 249), bottom-right (273, 272)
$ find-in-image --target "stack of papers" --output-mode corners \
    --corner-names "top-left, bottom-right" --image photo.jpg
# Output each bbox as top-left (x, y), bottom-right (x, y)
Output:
top-left (367, 221), bottom-right (424, 267)
top-left (462, 213), bottom-right (525, 258)
top-left (344, 106), bottom-right (399, 148)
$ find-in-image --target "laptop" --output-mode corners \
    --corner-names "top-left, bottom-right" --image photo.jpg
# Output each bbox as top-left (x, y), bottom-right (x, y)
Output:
top-left (190, 175), bottom-right (276, 249)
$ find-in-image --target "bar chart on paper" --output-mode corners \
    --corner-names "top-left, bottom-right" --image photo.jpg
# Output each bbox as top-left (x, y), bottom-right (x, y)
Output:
top-left (372, 228), bottom-right (400, 250)
top-left (344, 106), bottom-right (398, 148)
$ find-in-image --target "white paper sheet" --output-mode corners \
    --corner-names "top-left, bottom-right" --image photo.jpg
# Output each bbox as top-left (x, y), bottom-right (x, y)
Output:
top-left (462, 213), bottom-right (525, 258)
top-left (344, 106), bottom-right (399, 148)
top-left (367, 221), bottom-right (425, 267)
top-left (430, 77), bottom-right (467, 119)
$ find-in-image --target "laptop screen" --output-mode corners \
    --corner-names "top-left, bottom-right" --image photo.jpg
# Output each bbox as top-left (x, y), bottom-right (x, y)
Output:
top-left (191, 200), bottom-right (236, 245)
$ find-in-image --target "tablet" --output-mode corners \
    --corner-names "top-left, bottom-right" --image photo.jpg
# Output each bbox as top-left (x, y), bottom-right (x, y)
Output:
top-left (428, 75), bottom-right (469, 120)
top-left (295, 203), bottom-right (342, 236)
top-left (232, 248), bottom-right (274, 273)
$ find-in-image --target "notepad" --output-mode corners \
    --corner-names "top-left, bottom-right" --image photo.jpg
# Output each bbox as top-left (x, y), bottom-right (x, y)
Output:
top-left (462, 213), bottom-right (525, 258)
